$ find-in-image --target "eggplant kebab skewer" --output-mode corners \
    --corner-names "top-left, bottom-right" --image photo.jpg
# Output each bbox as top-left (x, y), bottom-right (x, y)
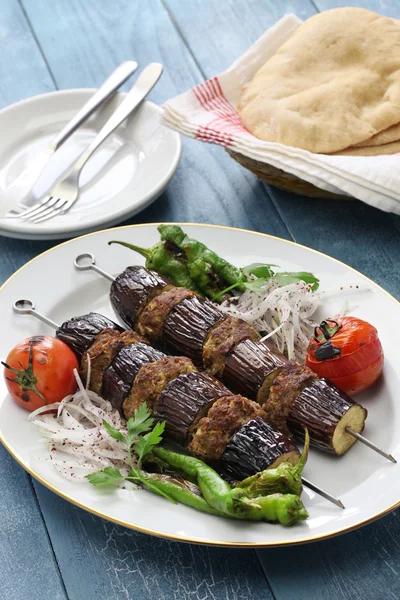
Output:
top-left (73, 254), bottom-right (395, 464)
top-left (14, 298), bottom-right (343, 508)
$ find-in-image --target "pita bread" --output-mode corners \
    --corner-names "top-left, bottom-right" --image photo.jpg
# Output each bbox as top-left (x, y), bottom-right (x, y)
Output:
top-left (354, 122), bottom-right (400, 147)
top-left (333, 140), bottom-right (400, 156)
top-left (238, 8), bottom-right (400, 153)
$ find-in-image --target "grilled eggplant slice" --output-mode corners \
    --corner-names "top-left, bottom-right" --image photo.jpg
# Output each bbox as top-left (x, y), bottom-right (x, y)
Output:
top-left (101, 342), bottom-right (165, 412)
top-left (163, 296), bottom-right (226, 365)
top-left (220, 417), bottom-right (300, 481)
top-left (137, 287), bottom-right (198, 345)
top-left (288, 378), bottom-right (367, 455)
top-left (223, 339), bottom-right (288, 402)
top-left (262, 363), bottom-right (317, 437)
top-left (56, 312), bottom-right (123, 360)
top-left (123, 356), bottom-right (196, 419)
top-left (187, 394), bottom-right (266, 462)
top-left (110, 266), bottom-right (171, 328)
top-left (203, 316), bottom-right (260, 376)
top-left (154, 371), bottom-right (232, 445)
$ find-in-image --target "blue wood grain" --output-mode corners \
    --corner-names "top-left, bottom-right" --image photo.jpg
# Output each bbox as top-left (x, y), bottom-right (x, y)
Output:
top-left (259, 508), bottom-right (400, 600)
top-left (0, 0), bottom-right (54, 107)
top-left (0, 445), bottom-right (67, 600)
top-left (34, 481), bottom-right (272, 600)
top-left (314, 0), bottom-right (399, 18)
top-left (0, 0), bottom-right (57, 281)
top-left (0, 4), bottom-right (67, 600)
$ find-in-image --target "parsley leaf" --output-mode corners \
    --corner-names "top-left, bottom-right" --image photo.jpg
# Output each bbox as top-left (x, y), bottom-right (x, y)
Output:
top-left (243, 263), bottom-right (278, 278)
top-left (136, 421), bottom-right (166, 467)
top-left (103, 419), bottom-right (126, 444)
top-left (272, 271), bottom-right (319, 291)
top-left (127, 404), bottom-right (154, 447)
top-left (86, 466), bottom-right (125, 486)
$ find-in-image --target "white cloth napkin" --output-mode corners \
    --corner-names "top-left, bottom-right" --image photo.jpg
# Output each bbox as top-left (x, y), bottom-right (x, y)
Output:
top-left (162, 14), bottom-right (400, 215)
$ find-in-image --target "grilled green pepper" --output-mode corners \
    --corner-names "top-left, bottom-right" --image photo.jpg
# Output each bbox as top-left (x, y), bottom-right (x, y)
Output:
top-left (108, 239), bottom-right (202, 293)
top-left (151, 435), bottom-right (309, 526)
top-left (158, 225), bottom-right (246, 293)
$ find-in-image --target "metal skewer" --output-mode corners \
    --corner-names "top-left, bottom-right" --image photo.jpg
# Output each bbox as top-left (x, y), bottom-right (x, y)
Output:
top-left (301, 478), bottom-right (345, 509)
top-left (13, 298), bottom-right (59, 329)
top-left (73, 253), bottom-right (397, 466)
top-left (12, 290), bottom-right (345, 510)
top-left (73, 252), bottom-right (115, 282)
top-left (346, 428), bottom-right (397, 463)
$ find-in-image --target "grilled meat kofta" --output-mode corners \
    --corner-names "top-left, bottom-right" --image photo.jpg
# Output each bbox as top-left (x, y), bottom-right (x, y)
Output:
top-left (108, 265), bottom-right (368, 455)
top-left (54, 310), bottom-right (302, 479)
top-left (123, 356), bottom-right (196, 418)
top-left (203, 316), bottom-right (260, 376)
top-left (188, 394), bottom-right (269, 461)
top-left (137, 286), bottom-right (199, 344)
top-left (102, 342), bottom-right (165, 412)
top-left (79, 329), bottom-right (147, 397)
top-left (80, 328), bottom-right (123, 394)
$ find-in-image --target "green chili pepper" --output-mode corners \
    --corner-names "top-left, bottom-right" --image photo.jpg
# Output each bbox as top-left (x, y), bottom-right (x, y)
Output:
top-left (132, 472), bottom-right (225, 517)
top-left (245, 494), bottom-right (309, 526)
top-left (152, 447), bottom-right (308, 525)
top-left (108, 239), bottom-right (202, 293)
top-left (158, 225), bottom-right (246, 293)
top-left (186, 258), bottom-right (232, 301)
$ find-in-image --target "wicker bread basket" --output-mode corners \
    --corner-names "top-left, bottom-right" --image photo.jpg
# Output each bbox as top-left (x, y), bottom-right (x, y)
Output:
top-left (226, 148), bottom-right (349, 200)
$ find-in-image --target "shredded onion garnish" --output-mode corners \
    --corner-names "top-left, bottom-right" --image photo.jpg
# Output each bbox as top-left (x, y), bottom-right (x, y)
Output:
top-left (219, 279), bottom-right (370, 361)
top-left (30, 368), bottom-right (131, 482)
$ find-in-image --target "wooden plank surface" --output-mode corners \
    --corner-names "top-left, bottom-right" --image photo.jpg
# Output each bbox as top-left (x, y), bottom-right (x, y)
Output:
top-left (35, 481), bottom-right (271, 600)
top-left (1, 1), bottom-right (400, 599)
top-left (314, 1), bottom-right (399, 18)
top-left (0, 4), bottom-right (67, 600)
top-left (0, 446), bottom-right (67, 600)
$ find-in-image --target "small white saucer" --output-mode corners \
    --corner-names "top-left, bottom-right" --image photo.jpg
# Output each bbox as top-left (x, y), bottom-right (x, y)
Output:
top-left (0, 89), bottom-right (181, 240)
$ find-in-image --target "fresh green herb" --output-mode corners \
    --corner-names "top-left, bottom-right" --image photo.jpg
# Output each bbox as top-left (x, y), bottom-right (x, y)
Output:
top-left (127, 403), bottom-right (154, 446)
top-left (135, 421), bottom-right (166, 467)
top-left (272, 271), bottom-right (319, 291)
top-left (242, 263), bottom-right (279, 279)
top-left (86, 466), bottom-right (125, 487)
top-left (102, 419), bottom-right (126, 443)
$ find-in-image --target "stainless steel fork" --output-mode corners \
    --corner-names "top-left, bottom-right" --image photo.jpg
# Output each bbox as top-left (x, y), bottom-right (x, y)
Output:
top-left (19, 63), bottom-right (163, 223)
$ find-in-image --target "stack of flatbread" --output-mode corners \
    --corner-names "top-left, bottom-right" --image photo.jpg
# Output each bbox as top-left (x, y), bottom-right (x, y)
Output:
top-left (238, 8), bottom-right (400, 156)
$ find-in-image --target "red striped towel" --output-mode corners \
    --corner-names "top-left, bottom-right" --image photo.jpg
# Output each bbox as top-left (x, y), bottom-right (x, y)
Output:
top-left (162, 14), bottom-right (400, 215)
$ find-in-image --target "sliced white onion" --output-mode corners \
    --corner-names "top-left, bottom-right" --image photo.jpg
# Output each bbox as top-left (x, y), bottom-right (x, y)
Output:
top-left (32, 372), bottom-right (131, 483)
top-left (220, 277), bottom-right (370, 361)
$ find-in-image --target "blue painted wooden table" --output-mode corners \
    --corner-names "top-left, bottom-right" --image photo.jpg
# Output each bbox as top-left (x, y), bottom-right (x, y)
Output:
top-left (1, 1), bottom-right (399, 599)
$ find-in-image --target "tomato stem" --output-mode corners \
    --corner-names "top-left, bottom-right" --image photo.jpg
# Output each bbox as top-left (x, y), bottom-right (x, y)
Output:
top-left (1, 340), bottom-right (46, 403)
top-left (314, 319), bottom-right (342, 342)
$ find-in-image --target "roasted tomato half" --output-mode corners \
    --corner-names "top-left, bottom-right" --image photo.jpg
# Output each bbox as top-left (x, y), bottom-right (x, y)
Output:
top-left (305, 316), bottom-right (384, 396)
top-left (2, 335), bottom-right (78, 411)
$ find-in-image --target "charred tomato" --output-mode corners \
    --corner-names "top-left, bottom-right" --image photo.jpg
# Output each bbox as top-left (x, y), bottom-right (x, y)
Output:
top-left (2, 336), bottom-right (78, 411)
top-left (305, 317), bottom-right (384, 396)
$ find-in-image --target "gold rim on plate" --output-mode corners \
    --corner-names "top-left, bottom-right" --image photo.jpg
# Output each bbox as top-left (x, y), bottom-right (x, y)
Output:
top-left (0, 222), bottom-right (399, 547)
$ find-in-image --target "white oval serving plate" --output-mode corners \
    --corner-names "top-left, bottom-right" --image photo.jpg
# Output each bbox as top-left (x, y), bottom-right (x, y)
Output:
top-left (0, 223), bottom-right (399, 546)
top-left (0, 91), bottom-right (181, 240)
